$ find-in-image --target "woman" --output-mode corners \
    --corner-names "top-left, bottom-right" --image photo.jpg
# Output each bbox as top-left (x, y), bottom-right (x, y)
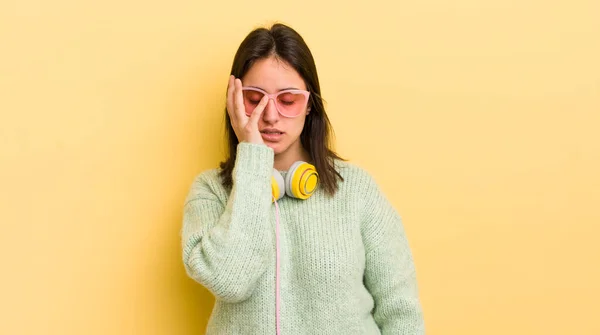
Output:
top-left (181, 23), bottom-right (424, 334)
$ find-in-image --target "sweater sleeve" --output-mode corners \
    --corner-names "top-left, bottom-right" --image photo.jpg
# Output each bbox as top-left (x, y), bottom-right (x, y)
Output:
top-left (181, 142), bottom-right (274, 303)
top-left (361, 172), bottom-right (425, 334)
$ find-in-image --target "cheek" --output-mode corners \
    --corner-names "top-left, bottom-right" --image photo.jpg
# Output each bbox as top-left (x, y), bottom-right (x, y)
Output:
top-left (288, 118), bottom-right (306, 136)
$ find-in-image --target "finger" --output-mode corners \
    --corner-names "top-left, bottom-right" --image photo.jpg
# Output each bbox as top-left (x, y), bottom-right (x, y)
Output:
top-left (233, 78), bottom-right (247, 120)
top-left (249, 94), bottom-right (269, 126)
top-left (226, 75), bottom-right (235, 120)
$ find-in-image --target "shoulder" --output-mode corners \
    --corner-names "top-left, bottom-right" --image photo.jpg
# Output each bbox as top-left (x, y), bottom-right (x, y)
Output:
top-left (329, 159), bottom-right (399, 228)
top-left (329, 158), bottom-right (384, 207)
top-left (333, 158), bottom-right (380, 189)
top-left (195, 167), bottom-right (222, 183)
top-left (184, 168), bottom-right (227, 205)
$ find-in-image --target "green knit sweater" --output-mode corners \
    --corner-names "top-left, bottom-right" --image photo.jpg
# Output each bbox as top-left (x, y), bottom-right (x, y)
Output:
top-left (181, 142), bottom-right (424, 334)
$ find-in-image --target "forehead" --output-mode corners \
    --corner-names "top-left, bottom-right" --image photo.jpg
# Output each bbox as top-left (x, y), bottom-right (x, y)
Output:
top-left (242, 56), bottom-right (306, 91)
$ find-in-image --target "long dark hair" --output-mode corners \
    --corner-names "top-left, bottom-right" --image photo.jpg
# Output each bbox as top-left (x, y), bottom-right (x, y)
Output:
top-left (218, 23), bottom-right (345, 196)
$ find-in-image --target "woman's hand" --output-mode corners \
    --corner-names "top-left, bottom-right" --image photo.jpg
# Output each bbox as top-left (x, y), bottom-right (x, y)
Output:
top-left (226, 75), bottom-right (269, 145)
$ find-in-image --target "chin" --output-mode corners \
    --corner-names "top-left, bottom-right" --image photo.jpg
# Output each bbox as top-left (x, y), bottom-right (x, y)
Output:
top-left (266, 142), bottom-right (288, 155)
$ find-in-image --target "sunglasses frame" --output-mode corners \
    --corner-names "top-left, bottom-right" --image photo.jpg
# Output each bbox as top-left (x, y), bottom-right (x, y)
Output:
top-left (241, 87), bottom-right (311, 118)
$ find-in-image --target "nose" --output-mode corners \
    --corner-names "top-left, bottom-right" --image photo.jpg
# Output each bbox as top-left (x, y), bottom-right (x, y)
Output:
top-left (262, 98), bottom-right (280, 122)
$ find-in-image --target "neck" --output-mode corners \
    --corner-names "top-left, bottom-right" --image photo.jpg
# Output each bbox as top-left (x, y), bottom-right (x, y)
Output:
top-left (273, 143), bottom-right (311, 171)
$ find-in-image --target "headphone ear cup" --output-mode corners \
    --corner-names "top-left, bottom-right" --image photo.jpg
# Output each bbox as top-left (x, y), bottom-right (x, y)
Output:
top-left (271, 169), bottom-right (285, 202)
top-left (285, 161), bottom-right (319, 199)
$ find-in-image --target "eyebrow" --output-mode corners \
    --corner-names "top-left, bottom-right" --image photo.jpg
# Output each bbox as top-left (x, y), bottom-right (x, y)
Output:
top-left (247, 85), bottom-right (301, 92)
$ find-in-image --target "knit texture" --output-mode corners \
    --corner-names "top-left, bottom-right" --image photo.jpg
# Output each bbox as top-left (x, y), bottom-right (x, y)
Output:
top-left (181, 142), bottom-right (424, 334)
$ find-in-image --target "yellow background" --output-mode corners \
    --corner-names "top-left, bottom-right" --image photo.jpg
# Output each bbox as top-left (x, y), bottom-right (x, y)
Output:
top-left (1, 0), bottom-right (598, 334)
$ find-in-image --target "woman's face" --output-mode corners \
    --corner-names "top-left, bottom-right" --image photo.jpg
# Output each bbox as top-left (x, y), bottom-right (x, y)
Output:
top-left (241, 56), bottom-right (309, 157)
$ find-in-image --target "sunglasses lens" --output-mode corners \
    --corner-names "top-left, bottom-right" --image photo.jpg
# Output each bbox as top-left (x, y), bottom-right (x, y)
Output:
top-left (242, 90), bottom-right (265, 116)
top-left (276, 92), bottom-right (308, 117)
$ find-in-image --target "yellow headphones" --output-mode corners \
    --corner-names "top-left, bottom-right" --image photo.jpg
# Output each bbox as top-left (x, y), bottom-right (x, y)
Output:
top-left (271, 161), bottom-right (319, 202)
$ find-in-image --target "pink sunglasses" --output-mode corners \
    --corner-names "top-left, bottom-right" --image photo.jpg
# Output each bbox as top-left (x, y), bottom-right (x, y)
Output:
top-left (241, 87), bottom-right (311, 118)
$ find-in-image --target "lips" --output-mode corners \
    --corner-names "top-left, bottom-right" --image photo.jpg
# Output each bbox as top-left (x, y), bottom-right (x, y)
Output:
top-left (260, 128), bottom-right (284, 142)
top-left (260, 128), bottom-right (284, 134)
